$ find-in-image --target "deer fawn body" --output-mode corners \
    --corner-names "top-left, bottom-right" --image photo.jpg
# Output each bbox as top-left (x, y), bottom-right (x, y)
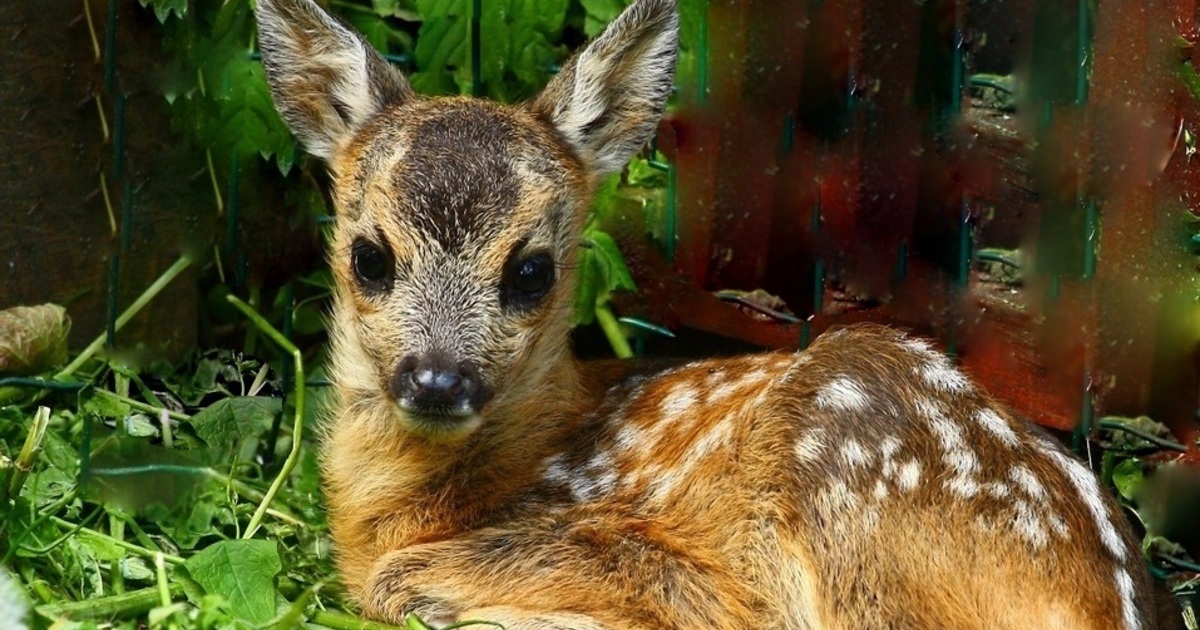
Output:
top-left (257, 0), bottom-right (1170, 627)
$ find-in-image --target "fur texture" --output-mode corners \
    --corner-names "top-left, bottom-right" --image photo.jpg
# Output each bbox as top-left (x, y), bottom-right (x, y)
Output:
top-left (255, 0), bottom-right (1178, 627)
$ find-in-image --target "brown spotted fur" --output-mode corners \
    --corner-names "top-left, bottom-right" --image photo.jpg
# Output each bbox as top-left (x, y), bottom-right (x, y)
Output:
top-left (255, 0), bottom-right (1178, 627)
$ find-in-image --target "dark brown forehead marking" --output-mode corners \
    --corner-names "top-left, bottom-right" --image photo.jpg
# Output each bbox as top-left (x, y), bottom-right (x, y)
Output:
top-left (391, 101), bottom-right (527, 252)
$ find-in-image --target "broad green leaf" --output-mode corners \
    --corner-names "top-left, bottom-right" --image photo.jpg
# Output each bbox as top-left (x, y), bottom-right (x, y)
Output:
top-left (1112, 458), bottom-right (1144, 501)
top-left (587, 229), bottom-right (637, 296)
top-left (417, 0), bottom-right (467, 19)
top-left (572, 243), bottom-right (600, 326)
top-left (372, 0), bottom-right (421, 20)
top-left (185, 539), bottom-right (282, 625)
top-left (0, 304), bottom-right (70, 376)
top-left (348, 12), bottom-right (394, 53)
top-left (188, 396), bottom-right (281, 452)
top-left (23, 429), bottom-right (77, 508)
top-left (415, 16), bottom-right (468, 76)
top-left (205, 57), bottom-right (296, 167)
top-left (579, 0), bottom-right (629, 36)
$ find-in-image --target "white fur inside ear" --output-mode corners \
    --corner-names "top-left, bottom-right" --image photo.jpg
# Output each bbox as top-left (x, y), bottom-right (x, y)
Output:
top-left (256, 0), bottom-right (388, 159)
top-left (542, 0), bottom-right (679, 177)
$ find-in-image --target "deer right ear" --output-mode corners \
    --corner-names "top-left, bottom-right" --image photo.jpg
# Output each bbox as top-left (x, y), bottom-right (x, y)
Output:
top-left (533, 0), bottom-right (678, 178)
top-left (256, 0), bottom-right (411, 161)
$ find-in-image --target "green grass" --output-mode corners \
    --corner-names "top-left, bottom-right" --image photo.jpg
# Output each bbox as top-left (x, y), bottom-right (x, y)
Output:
top-left (0, 259), bottom-right (404, 629)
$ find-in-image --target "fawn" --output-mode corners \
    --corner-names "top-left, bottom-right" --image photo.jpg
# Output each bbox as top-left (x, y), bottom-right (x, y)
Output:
top-left (256, 0), bottom-right (1176, 627)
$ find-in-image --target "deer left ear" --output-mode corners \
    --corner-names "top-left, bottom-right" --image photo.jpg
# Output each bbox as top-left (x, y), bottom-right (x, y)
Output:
top-left (256, 0), bottom-right (412, 161)
top-left (532, 0), bottom-right (678, 178)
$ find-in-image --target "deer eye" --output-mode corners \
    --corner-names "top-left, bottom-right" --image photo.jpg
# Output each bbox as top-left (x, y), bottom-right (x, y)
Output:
top-left (351, 238), bottom-right (392, 292)
top-left (502, 252), bottom-right (555, 309)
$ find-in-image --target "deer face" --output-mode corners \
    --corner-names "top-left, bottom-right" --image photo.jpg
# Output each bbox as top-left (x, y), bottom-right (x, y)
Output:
top-left (256, 0), bottom-right (678, 438)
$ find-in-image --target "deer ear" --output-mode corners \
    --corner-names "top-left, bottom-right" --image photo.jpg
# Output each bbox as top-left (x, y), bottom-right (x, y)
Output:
top-left (533, 0), bottom-right (678, 178)
top-left (256, 0), bottom-right (412, 161)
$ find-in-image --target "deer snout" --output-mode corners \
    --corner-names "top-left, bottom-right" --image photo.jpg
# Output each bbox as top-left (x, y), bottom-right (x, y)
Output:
top-left (390, 353), bottom-right (490, 418)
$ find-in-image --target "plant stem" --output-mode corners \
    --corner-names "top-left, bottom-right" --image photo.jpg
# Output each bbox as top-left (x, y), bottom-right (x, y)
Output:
top-left (93, 388), bottom-right (190, 421)
top-left (4, 407), bottom-right (51, 503)
top-left (226, 295), bottom-right (306, 540)
top-left (15, 560), bottom-right (54, 605)
top-left (110, 514), bottom-right (125, 595)
top-left (58, 256), bottom-right (192, 379)
top-left (154, 553), bottom-right (171, 608)
top-left (48, 516), bottom-right (184, 565)
top-left (595, 305), bottom-right (633, 359)
top-left (35, 584), bottom-right (183, 620)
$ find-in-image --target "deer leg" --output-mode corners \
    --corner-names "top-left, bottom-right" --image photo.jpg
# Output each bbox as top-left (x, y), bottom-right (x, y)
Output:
top-left (448, 606), bottom-right (622, 630)
top-left (359, 519), bottom-right (753, 629)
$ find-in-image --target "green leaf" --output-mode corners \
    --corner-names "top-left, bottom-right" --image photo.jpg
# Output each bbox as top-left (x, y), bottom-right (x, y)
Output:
top-left (23, 429), bottom-right (77, 508)
top-left (572, 243), bottom-right (600, 326)
top-left (1112, 458), bottom-right (1144, 501)
top-left (185, 539), bottom-right (282, 624)
top-left (188, 396), bottom-right (281, 452)
top-left (573, 223), bottom-right (635, 326)
top-left (0, 304), bottom-right (70, 376)
top-left (417, 0), bottom-right (468, 18)
top-left (579, 0), bottom-right (629, 36)
top-left (138, 0), bottom-right (187, 22)
top-left (205, 57), bottom-right (296, 167)
top-left (372, 0), bottom-right (421, 20)
top-left (587, 229), bottom-right (637, 296)
top-left (348, 12), bottom-right (394, 53)
top-left (415, 15), bottom-right (468, 76)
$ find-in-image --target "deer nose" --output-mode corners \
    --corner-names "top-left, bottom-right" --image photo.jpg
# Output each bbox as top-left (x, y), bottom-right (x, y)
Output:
top-left (391, 354), bottom-right (487, 417)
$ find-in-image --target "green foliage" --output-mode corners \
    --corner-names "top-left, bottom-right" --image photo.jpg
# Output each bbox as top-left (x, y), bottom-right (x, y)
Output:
top-left (574, 218), bottom-right (637, 327)
top-left (189, 397), bottom-right (281, 453)
top-left (184, 539), bottom-right (282, 624)
top-left (139, 0), bottom-right (188, 22)
top-left (411, 0), bottom-right (570, 100)
top-left (161, 0), bottom-right (296, 173)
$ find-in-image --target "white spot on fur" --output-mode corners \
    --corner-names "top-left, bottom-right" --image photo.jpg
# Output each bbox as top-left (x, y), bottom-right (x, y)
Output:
top-left (896, 460), bottom-right (921, 490)
top-left (840, 440), bottom-right (873, 468)
top-left (946, 476), bottom-right (980, 498)
top-left (543, 454), bottom-right (570, 486)
top-left (1044, 449), bottom-right (1126, 559)
top-left (1009, 465), bottom-right (1048, 502)
top-left (872, 479), bottom-right (889, 500)
top-left (1115, 568), bottom-right (1142, 630)
top-left (815, 377), bottom-right (871, 411)
top-left (919, 360), bottom-right (971, 393)
top-left (646, 419), bottom-right (734, 504)
top-left (821, 480), bottom-right (861, 513)
top-left (706, 380), bottom-right (742, 405)
top-left (543, 453), bottom-right (608, 502)
top-left (974, 408), bottom-right (1019, 446)
top-left (794, 429), bottom-right (827, 464)
top-left (1048, 513), bottom-right (1069, 536)
top-left (879, 436), bottom-right (903, 460)
top-left (920, 397), bottom-right (982, 497)
top-left (661, 383), bottom-right (698, 421)
top-left (582, 451), bottom-right (618, 496)
top-left (613, 422), bottom-right (644, 454)
top-left (900, 337), bottom-right (939, 359)
top-left (1012, 498), bottom-right (1048, 549)
top-left (985, 482), bottom-right (1011, 498)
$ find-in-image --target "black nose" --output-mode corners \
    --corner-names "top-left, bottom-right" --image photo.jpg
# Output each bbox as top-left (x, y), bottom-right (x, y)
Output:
top-left (390, 353), bottom-right (488, 416)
